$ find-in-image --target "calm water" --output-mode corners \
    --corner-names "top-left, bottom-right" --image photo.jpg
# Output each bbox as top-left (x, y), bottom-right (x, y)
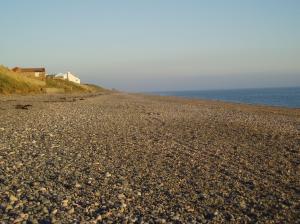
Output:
top-left (155, 87), bottom-right (300, 108)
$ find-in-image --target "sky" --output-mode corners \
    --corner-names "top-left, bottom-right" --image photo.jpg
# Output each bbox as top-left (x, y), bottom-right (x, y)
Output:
top-left (1, 0), bottom-right (300, 91)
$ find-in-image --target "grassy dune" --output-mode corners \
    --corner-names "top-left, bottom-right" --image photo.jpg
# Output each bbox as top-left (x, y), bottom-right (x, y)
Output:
top-left (46, 79), bottom-right (90, 93)
top-left (0, 65), bottom-right (104, 94)
top-left (0, 66), bottom-right (45, 94)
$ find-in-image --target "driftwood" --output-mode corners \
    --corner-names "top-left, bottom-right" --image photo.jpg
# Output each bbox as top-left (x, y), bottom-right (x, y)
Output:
top-left (15, 104), bottom-right (32, 110)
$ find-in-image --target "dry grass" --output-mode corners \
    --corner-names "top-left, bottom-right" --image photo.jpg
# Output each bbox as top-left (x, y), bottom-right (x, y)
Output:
top-left (81, 83), bottom-right (107, 92)
top-left (0, 65), bottom-right (105, 94)
top-left (0, 65), bottom-right (45, 94)
top-left (45, 78), bottom-right (88, 93)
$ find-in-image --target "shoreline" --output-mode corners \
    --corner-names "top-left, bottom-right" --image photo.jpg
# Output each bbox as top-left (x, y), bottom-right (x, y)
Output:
top-left (147, 86), bottom-right (300, 109)
top-left (0, 92), bottom-right (299, 222)
top-left (1, 90), bottom-right (299, 111)
top-left (135, 93), bottom-right (300, 118)
top-left (146, 92), bottom-right (300, 109)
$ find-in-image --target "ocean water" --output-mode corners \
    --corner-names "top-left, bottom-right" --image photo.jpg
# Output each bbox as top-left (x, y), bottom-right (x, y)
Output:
top-left (155, 87), bottom-right (300, 108)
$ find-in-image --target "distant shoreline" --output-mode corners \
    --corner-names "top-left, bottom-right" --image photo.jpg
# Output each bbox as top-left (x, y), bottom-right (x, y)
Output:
top-left (149, 86), bottom-right (300, 109)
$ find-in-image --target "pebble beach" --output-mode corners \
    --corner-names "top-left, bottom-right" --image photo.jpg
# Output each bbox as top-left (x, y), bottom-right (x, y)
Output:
top-left (0, 92), bottom-right (299, 223)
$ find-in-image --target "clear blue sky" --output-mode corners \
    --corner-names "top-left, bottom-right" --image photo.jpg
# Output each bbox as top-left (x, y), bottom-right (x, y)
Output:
top-left (1, 0), bottom-right (299, 91)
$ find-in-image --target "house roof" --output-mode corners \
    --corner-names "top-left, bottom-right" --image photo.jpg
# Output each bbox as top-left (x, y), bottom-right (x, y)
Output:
top-left (12, 67), bottom-right (45, 73)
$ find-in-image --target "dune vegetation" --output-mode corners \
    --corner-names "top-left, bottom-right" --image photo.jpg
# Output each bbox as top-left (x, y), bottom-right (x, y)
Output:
top-left (0, 65), bottom-right (45, 94)
top-left (0, 65), bottom-right (105, 94)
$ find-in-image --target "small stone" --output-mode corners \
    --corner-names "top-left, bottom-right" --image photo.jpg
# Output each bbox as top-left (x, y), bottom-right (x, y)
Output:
top-left (40, 187), bottom-right (47, 192)
top-left (96, 215), bottom-right (102, 221)
top-left (240, 200), bottom-right (247, 209)
top-left (186, 206), bottom-right (194, 212)
top-left (51, 209), bottom-right (58, 215)
top-left (158, 218), bottom-right (166, 223)
top-left (173, 213), bottom-right (180, 220)
top-left (9, 195), bottom-right (18, 203)
top-left (68, 208), bottom-right (75, 214)
top-left (102, 211), bottom-right (113, 218)
top-left (75, 183), bottom-right (81, 188)
top-left (119, 207), bottom-right (125, 213)
top-left (5, 204), bottom-right (13, 211)
top-left (105, 172), bottom-right (111, 177)
top-left (131, 217), bottom-right (138, 222)
top-left (13, 217), bottom-right (24, 223)
top-left (118, 194), bottom-right (126, 200)
top-left (62, 199), bottom-right (69, 207)
top-left (42, 207), bottom-right (49, 214)
top-left (16, 162), bottom-right (23, 167)
top-left (20, 213), bottom-right (29, 220)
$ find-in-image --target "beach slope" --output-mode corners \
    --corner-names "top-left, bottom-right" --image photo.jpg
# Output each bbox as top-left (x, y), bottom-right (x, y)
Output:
top-left (0, 93), bottom-right (299, 223)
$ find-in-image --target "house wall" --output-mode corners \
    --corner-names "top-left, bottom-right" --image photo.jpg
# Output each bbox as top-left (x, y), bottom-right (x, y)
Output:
top-left (54, 72), bottom-right (80, 84)
top-left (22, 72), bottom-right (46, 79)
top-left (55, 74), bottom-right (67, 79)
top-left (66, 72), bottom-right (80, 84)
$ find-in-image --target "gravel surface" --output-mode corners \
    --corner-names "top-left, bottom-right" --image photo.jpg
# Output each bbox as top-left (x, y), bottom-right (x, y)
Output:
top-left (0, 93), bottom-right (299, 223)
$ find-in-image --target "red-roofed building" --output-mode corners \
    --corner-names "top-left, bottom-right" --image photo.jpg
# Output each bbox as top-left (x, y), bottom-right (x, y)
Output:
top-left (12, 67), bottom-right (46, 78)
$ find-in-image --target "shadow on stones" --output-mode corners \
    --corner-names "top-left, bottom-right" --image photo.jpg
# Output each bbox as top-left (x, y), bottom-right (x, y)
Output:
top-left (15, 104), bottom-right (32, 110)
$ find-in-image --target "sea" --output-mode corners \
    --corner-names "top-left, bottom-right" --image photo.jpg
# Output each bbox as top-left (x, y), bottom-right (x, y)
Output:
top-left (154, 87), bottom-right (300, 108)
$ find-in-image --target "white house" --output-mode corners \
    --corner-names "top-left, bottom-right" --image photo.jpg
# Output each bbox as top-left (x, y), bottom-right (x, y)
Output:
top-left (55, 72), bottom-right (80, 84)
